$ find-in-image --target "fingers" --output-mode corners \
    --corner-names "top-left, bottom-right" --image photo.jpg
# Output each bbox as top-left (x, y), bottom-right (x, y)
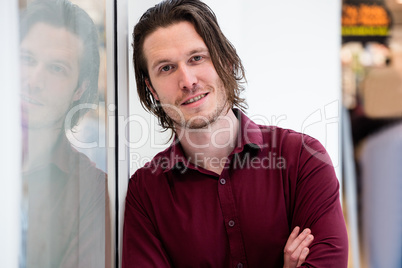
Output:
top-left (287, 227), bottom-right (313, 254)
top-left (283, 227), bottom-right (314, 268)
top-left (296, 247), bottom-right (309, 267)
top-left (286, 226), bottom-right (301, 246)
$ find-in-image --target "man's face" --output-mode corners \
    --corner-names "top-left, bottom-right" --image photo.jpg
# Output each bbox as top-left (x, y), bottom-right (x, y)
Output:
top-left (143, 21), bottom-right (229, 129)
top-left (20, 22), bottom-right (85, 130)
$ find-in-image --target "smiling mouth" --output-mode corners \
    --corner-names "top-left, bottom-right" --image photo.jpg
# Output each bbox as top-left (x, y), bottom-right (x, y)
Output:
top-left (21, 95), bottom-right (43, 105)
top-left (183, 93), bottom-right (207, 105)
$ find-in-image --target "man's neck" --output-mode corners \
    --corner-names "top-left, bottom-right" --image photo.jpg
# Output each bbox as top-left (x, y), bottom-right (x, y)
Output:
top-left (176, 109), bottom-right (239, 175)
top-left (22, 126), bottom-right (62, 173)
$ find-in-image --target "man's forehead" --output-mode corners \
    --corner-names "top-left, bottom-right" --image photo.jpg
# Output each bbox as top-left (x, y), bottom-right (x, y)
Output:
top-left (142, 21), bottom-right (208, 67)
top-left (23, 22), bottom-right (81, 41)
top-left (21, 22), bottom-right (84, 61)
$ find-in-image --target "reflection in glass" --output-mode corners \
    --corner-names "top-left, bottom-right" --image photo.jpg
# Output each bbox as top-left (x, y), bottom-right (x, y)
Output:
top-left (19, 0), bottom-right (109, 267)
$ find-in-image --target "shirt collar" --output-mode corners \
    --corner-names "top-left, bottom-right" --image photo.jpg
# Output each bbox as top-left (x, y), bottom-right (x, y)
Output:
top-left (164, 109), bottom-right (264, 172)
top-left (52, 133), bottom-right (75, 174)
top-left (165, 138), bottom-right (188, 171)
top-left (233, 108), bottom-right (264, 153)
top-left (23, 133), bottom-right (73, 177)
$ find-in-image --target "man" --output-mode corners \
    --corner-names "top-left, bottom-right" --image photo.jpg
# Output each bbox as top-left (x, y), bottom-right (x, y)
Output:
top-left (19, 0), bottom-right (109, 267)
top-left (123, 0), bottom-right (348, 267)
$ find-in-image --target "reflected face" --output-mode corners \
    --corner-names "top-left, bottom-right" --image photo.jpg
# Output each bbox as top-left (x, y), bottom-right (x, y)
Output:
top-left (143, 21), bottom-right (228, 129)
top-left (20, 23), bottom-right (85, 130)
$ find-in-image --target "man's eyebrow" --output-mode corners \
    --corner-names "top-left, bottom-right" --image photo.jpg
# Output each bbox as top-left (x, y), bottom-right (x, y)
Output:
top-left (20, 49), bottom-right (73, 71)
top-left (151, 48), bottom-right (210, 70)
top-left (20, 48), bottom-right (33, 55)
top-left (187, 48), bottom-right (209, 56)
top-left (152, 58), bottom-right (170, 70)
top-left (51, 59), bottom-right (73, 70)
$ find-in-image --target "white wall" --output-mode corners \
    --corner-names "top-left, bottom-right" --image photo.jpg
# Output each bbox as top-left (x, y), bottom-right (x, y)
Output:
top-left (0, 1), bottom-right (21, 267)
top-left (128, 0), bottom-right (341, 177)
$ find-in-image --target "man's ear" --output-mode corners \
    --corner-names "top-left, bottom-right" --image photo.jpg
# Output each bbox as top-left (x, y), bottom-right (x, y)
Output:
top-left (145, 78), bottom-right (159, 101)
top-left (73, 80), bottom-right (88, 101)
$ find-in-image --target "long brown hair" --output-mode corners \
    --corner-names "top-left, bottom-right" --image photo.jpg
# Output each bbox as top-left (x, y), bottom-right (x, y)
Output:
top-left (133, 0), bottom-right (247, 131)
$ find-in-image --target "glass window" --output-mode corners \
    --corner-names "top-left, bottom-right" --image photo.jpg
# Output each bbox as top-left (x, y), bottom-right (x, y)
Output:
top-left (19, 0), bottom-right (110, 267)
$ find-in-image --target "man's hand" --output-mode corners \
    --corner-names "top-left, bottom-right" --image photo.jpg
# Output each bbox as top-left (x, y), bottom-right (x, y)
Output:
top-left (283, 226), bottom-right (314, 268)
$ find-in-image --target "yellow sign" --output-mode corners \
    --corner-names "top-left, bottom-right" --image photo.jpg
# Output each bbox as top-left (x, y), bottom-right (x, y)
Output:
top-left (342, 26), bottom-right (389, 36)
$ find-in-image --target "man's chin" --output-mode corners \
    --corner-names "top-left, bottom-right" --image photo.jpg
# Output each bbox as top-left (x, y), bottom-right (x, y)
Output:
top-left (187, 120), bottom-right (212, 130)
top-left (174, 119), bottom-right (209, 130)
top-left (177, 113), bottom-right (220, 130)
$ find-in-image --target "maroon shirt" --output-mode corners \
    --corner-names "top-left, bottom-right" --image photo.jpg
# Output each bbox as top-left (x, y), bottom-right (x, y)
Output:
top-left (123, 110), bottom-right (348, 267)
top-left (23, 134), bottom-right (110, 267)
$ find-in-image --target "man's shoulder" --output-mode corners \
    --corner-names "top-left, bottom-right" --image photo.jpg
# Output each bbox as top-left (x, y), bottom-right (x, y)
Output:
top-left (266, 126), bottom-right (334, 171)
top-left (258, 125), bottom-right (321, 149)
top-left (238, 109), bottom-right (320, 150)
top-left (70, 146), bottom-right (106, 179)
top-left (254, 124), bottom-right (332, 166)
top-left (53, 133), bottom-right (106, 181)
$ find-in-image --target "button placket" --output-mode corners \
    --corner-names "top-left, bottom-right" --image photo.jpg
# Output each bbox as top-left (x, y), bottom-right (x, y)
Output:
top-left (217, 173), bottom-right (247, 267)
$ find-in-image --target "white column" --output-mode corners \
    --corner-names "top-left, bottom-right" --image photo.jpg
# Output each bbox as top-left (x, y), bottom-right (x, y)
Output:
top-left (0, 1), bottom-right (21, 267)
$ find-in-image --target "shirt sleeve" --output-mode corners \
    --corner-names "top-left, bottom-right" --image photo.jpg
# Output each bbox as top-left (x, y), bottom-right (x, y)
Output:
top-left (122, 172), bottom-right (172, 268)
top-left (289, 135), bottom-right (348, 267)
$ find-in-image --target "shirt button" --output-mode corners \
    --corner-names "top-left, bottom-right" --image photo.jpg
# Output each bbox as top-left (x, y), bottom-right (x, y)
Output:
top-left (228, 220), bottom-right (235, 227)
top-left (237, 263), bottom-right (243, 268)
top-left (220, 178), bottom-right (226, 185)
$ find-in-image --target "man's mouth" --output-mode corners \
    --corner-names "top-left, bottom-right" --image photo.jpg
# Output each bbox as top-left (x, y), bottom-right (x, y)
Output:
top-left (21, 95), bottom-right (43, 105)
top-left (182, 93), bottom-right (207, 105)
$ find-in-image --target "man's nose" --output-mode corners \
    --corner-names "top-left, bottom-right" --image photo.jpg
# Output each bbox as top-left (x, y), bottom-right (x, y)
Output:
top-left (25, 64), bottom-right (45, 92)
top-left (178, 64), bottom-right (198, 90)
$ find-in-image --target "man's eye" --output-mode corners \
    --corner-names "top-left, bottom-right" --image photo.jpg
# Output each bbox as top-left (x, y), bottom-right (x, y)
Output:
top-left (49, 64), bottom-right (65, 74)
top-left (20, 55), bottom-right (35, 65)
top-left (161, 65), bottom-right (172, 72)
top-left (192, 56), bottom-right (203, 62)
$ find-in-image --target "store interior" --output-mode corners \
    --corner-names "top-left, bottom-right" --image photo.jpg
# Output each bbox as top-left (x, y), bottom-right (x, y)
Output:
top-left (342, 0), bottom-right (402, 267)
